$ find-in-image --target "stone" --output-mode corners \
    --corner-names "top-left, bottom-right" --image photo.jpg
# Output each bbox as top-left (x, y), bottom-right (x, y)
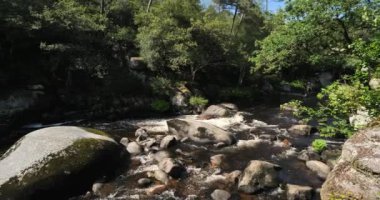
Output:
top-left (297, 149), bottom-right (321, 161)
top-left (160, 135), bottom-right (177, 149)
top-left (225, 170), bottom-right (242, 184)
top-left (153, 151), bottom-right (172, 162)
top-left (238, 160), bottom-right (281, 194)
top-left (135, 128), bottom-right (148, 138)
top-left (369, 78), bottom-right (380, 90)
top-left (92, 182), bottom-right (104, 196)
top-left (210, 154), bottom-right (226, 168)
top-left (158, 158), bottom-right (185, 179)
top-left (288, 125), bottom-right (312, 136)
top-left (306, 160), bottom-right (330, 180)
top-left (321, 127), bottom-right (380, 200)
top-left (167, 119), bottom-right (236, 145)
top-left (148, 170), bottom-right (169, 184)
top-left (211, 189), bottom-right (231, 200)
top-left (137, 178), bottom-right (152, 187)
top-left (0, 126), bottom-right (121, 199)
top-left (146, 184), bottom-right (167, 196)
top-left (286, 184), bottom-right (313, 200)
top-left (119, 137), bottom-right (129, 147)
top-left (199, 104), bottom-right (237, 119)
top-left (126, 142), bottom-right (143, 155)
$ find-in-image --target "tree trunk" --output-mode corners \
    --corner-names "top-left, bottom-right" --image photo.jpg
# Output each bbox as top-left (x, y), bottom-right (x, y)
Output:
top-left (238, 65), bottom-right (246, 85)
top-left (100, 0), bottom-right (105, 14)
top-left (230, 1), bottom-right (239, 34)
top-left (147, 0), bottom-right (153, 12)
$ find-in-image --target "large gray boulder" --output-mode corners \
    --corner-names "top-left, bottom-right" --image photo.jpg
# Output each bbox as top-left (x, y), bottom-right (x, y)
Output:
top-left (238, 160), bottom-right (281, 194)
top-left (321, 126), bottom-right (380, 200)
top-left (0, 126), bottom-right (122, 200)
top-left (167, 119), bottom-right (236, 145)
top-left (199, 104), bottom-right (237, 119)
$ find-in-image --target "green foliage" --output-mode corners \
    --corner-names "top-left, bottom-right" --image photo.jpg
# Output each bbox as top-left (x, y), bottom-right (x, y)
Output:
top-left (151, 99), bottom-right (170, 113)
top-left (220, 87), bottom-right (255, 100)
top-left (189, 96), bottom-right (209, 107)
top-left (150, 77), bottom-right (173, 96)
top-left (312, 139), bottom-right (327, 153)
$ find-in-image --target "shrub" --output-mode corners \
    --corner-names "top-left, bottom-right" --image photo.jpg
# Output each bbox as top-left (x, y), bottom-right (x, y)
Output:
top-left (150, 77), bottom-right (173, 96)
top-left (189, 96), bottom-right (208, 107)
top-left (312, 139), bottom-right (327, 153)
top-left (151, 99), bottom-right (170, 112)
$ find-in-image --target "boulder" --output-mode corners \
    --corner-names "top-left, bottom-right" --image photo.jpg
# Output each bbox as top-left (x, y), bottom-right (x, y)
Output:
top-left (306, 160), bottom-right (330, 180)
top-left (210, 154), bottom-right (226, 168)
top-left (167, 119), bottom-right (236, 145)
top-left (158, 158), bottom-right (185, 179)
top-left (199, 104), bottom-right (237, 119)
top-left (297, 149), bottom-right (321, 161)
top-left (137, 178), bottom-right (152, 187)
top-left (153, 151), bottom-right (172, 162)
top-left (211, 189), bottom-right (231, 200)
top-left (238, 160), bottom-right (281, 194)
top-left (126, 142), bottom-right (143, 155)
top-left (369, 78), bottom-right (380, 90)
top-left (321, 127), bottom-right (380, 200)
top-left (286, 184), bottom-right (313, 200)
top-left (0, 126), bottom-right (121, 199)
top-left (288, 125), bottom-right (312, 136)
top-left (135, 128), bottom-right (148, 139)
top-left (160, 135), bottom-right (177, 149)
top-left (119, 137), bottom-right (129, 147)
top-left (147, 170), bottom-right (169, 185)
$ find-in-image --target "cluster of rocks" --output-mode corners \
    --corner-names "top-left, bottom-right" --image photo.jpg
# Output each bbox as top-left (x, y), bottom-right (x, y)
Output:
top-left (1, 103), bottom-right (377, 200)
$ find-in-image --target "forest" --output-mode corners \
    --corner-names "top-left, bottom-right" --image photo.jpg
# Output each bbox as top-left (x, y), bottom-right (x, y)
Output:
top-left (0, 0), bottom-right (379, 199)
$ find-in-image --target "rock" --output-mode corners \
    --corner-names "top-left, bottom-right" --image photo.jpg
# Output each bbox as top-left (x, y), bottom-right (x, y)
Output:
top-left (119, 137), bottom-right (129, 147)
top-left (146, 184), bottom-right (167, 196)
top-left (225, 170), bottom-right (242, 184)
top-left (369, 78), bottom-right (380, 90)
top-left (167, 119), bottom-right (236, 145)
top-left (185, 194), bottom-right (199, 200)
top-left (297, 149), bottom-right (321, 161)
top-left (135, 128), bottom-right (148, 138)
top-left (199, 104), bottom-right (237, 119)
top-left (158, 158), bottom-right (185, 179)
top-left (211, 189), bottom-right (231, 200)
top-left (210, 154), bottom-right (226, 168)
top-left (306, 160), bottom-right (330, 180)
top-left (137, 178), bottom-right (152, 187)
top-left (288, 125), bottom-right (312, 136)
top-left (147, 170), bottom-right (169, 184)
top-left (126, 142), bottom-right (143, 155)
top-left (92, 182), bottom-right (104, 196)
top-left (237, 139), bottom-right (269, 149)
top-left (238, 160), bottom-right (281, 194)
top-left (286, 184), bottom-right (313, 200)
top-left (160, 135), bottom-right (177, 149)
top-left (0, 126), bottom-right (121, 199)
top-left (321, 149), bottom-right (341, 168)
top-left (321, 127), bottom-right (380, 200)
top-left (153, 151), bottom-right (172, 162)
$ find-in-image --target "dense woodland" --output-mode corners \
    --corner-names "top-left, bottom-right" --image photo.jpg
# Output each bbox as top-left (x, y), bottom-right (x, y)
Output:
top-left (0, 0), bottom-right (379, 138)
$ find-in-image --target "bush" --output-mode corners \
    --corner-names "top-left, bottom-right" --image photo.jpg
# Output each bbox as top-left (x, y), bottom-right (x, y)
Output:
top-left (189, 96), bottom-right (208, 107)
top-left (219, 87), bottom-right (254, 100)
top-left (312, 139), bottom-right (327, 153)
top-left (151, 99), bottom-right (170, 113)
top-left (150, 77), bottom-right (173, 96)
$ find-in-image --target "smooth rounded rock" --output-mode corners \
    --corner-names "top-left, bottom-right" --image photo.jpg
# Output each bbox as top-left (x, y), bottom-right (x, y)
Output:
top-left (306, 160), bottom-right (330, 180)
top-left (211, 189), bottom-right (231, 200)
top-left (0, 126), bottom-right (121, 200)
top-left (126, 142), bottom-right (143, 155)
top-left (160, 135), bottom-right (177, 149)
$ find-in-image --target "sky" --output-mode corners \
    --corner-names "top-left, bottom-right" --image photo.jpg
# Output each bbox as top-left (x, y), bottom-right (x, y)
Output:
top-left (200, 0), bottom-right (285, 12)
